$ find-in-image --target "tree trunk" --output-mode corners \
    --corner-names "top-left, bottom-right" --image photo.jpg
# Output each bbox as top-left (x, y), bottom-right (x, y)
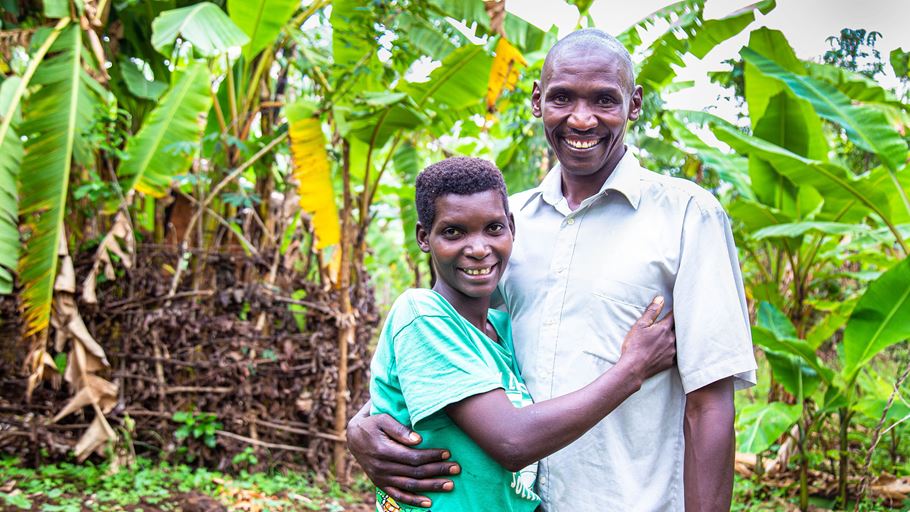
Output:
top-left (333, 140), bottom-right (354, 481)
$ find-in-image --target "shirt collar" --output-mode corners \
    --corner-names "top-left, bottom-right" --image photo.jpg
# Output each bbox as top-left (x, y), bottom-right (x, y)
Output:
top-left (519, 148), bottom-right (642, 212)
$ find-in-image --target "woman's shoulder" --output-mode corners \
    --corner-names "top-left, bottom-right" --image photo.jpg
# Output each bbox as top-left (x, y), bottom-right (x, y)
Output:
top-left (386, 289), bottom-right (454, 330)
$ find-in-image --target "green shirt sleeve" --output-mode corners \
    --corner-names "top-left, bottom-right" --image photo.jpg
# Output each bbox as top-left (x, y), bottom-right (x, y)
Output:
top-left (394, 312), bottom-right (503, 426)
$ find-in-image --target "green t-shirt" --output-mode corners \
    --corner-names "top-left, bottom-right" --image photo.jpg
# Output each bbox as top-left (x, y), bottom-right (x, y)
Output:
top-left (370, 289), bottom-right (540, 512)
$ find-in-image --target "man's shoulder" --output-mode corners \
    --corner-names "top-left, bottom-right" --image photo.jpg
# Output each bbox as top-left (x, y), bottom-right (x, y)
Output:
top-left (637, 168), bottom-right (724, 214)
top-left (508, 187), bottom-right (540, 211)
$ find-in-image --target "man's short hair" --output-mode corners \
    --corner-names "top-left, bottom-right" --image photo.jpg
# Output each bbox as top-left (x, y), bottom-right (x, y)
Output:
top-left (415, 157), bottom-right (509, 228)
top-left (543, 28), bottom-right (635, 93)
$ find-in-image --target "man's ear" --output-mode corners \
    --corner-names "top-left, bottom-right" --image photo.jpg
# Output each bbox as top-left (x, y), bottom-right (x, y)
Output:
top-left (415, 222), bottom-right (431, 253)
top-left (531, 81), bottom-right (543, 118)
top-left (508, 212), bottom-right (516, 237)
top-left (628, 84), bottom-right (644, 121)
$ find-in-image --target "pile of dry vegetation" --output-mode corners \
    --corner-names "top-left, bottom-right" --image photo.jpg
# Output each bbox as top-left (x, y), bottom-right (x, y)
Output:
top-left (0, 244), bottom-right (377, 476)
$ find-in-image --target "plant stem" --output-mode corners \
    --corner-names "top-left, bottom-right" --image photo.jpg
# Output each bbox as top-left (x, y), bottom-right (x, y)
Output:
top-left (799, 409), bottom-right (808, 512)
top-left (838, 407), bottom-right (850, 508)
top-left (854, 353), bottom-right (910, 511)
top-left (166, 132), bottom-right (288, 298)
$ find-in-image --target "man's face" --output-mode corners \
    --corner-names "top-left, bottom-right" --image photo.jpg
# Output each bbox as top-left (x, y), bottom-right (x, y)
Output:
top-left (531, 46), bottom-right (642, 180)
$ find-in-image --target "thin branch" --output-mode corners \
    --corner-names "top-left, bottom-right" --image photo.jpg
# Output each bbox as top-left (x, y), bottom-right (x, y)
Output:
top-left (177, 191), bottom-right (261, 258)
top-left (854, 353), bottom-right (910, 511)
top-left (215, 429), bottom-right (332, 451)
top-left (166, 132), bottom-right (288, 298)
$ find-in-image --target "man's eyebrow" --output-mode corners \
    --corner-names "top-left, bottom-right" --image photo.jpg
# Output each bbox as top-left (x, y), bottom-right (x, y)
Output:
top-left (544, 85), bottom-right (571, 96)
top-left (545, 84), bottom-right (623, 97)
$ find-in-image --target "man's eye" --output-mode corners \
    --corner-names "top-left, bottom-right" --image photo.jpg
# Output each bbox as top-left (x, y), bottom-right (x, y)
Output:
top-left (552, 94), bottom-right (569, 104)
top-left (442, 228), bottom-right (460, 237)
top-left (488, 224), bottom-right (504, 234)
top-left (598, 96), bottom-right (615, 105)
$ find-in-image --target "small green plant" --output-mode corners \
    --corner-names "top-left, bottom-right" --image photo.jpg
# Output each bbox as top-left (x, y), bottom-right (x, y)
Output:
top-left (172, 411), bottom-right (221, 449)
top-left (231, 446), bottom-right (259, 471)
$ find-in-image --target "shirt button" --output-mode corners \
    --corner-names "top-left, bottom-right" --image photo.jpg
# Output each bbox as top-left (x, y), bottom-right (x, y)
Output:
top-left (567, 218), bottom-right (575, 225)
top-left (540, 476), bottom-right (547, 486)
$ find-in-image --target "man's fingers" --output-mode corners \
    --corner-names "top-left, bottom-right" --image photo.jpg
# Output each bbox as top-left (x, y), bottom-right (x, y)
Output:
top-left (637, 295), bottom-right (665, 326)
top-left (381, 486), bottom-right (434, 508)
top-left (375, 460), bottom-right (461, 480)
top-left (381, 477), bottom-right (456, 507)
top-left (376, 415), bottom-right (423, 446)
top-left (375, 444), bottom-right (452, 467)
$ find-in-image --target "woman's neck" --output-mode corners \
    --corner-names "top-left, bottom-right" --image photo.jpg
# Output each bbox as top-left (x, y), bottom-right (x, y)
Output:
top-left (432, 285), bottom-right (490, 334)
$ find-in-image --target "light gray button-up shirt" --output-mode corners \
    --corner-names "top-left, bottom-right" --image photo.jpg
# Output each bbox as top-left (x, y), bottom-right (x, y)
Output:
top-left (498, 150), bottom-right (757, 511)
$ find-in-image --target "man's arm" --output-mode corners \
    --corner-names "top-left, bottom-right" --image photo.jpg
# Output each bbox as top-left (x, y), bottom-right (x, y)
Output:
top-left (348, 297), bottom-right (675, 507)
top-left (683, 377), bottom-right (735, 512)
top-left (346, 401), bottom-right (460, 508)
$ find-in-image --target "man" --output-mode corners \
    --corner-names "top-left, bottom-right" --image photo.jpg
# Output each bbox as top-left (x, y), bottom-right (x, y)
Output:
top-left (348, 29), bottom-right (757, 511)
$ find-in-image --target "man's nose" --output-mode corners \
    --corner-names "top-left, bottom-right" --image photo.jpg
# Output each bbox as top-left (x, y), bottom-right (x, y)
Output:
top-left (567, 102), bottom-right (597, 131)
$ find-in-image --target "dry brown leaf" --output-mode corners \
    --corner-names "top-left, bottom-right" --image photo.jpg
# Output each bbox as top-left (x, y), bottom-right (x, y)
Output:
top-left (54, 253), bottom-right (77, 294)
top-left (52, 373), bottom-right (118, 422)
top-left (871, 473), bottom-right (910, 500)
top-left (734, 452), bottom-right (755, 477)
top-left (84, 211), bottom-right (134, 304)
top-left (24, 347), bottom-right (57, 399)
top-left (74, 411), bottom-right (117, 462)
top-left (484, 0), bottom-right (506, 36)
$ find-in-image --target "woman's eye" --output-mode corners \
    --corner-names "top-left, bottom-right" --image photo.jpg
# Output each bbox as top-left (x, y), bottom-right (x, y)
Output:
top-left (442, 228), bottom-right (459, 237)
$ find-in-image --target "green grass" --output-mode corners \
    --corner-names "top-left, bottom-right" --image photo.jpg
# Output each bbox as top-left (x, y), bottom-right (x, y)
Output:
top-left (0, 456), bottom-right (369, 511)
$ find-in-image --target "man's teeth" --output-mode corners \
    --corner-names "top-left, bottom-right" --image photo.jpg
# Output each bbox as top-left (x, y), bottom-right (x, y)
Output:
top-left (566, 139), bottom-right (599, 149)
top-left (463, 267), bottom-right (492, 276)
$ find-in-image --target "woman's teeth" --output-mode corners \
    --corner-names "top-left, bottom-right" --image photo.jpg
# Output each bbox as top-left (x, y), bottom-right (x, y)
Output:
top-left (463, 267), bottom-right (492, 276)
top-left (566, 139), bottom-right (599, 149)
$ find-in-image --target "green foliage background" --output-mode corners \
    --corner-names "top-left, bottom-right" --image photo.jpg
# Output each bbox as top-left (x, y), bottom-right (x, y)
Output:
top-left (1, 0), bottom-right (910, 509)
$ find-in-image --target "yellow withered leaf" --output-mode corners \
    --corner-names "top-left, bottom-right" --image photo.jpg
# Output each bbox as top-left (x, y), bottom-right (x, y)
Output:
top-left (287, 108), bottom-right (340, 250)
top-left (486, 38), bottom-right (527, 112)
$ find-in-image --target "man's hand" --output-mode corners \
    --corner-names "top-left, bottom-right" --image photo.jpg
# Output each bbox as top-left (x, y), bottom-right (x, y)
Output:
top-left (346, 404), bottom-right (460, 508)
top-left (620, 296), bottom-right (676, 380)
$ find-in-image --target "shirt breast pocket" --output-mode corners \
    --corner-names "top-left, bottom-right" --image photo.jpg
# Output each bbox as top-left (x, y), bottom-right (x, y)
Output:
top-left (583, 279), bottom-right (660, 365)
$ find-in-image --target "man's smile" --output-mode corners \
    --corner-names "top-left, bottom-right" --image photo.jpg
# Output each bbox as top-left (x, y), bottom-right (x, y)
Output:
top-left (562, 137), bottom-right (604, 150)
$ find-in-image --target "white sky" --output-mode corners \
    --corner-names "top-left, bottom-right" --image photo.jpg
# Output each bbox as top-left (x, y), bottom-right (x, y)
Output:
top-left (507, 0), bottom-right (910, 121)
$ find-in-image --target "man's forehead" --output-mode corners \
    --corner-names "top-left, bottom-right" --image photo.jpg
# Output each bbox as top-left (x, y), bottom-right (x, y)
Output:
top-left (541, 48), bottom-right (632, 90)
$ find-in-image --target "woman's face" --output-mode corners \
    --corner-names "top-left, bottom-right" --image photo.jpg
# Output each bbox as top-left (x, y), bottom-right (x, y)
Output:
top-left (416, 190), bottom-right (514, 304)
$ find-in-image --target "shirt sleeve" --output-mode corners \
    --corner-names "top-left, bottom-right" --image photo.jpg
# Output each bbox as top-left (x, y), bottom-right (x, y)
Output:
top-left (674, 199), bottom-right (757, 394)
top-left (394, 314), bottom-right (503, 425)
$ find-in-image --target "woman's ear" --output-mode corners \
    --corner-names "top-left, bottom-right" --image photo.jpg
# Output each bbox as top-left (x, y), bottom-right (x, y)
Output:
top-left (415, 222), bottom-right (431, 253)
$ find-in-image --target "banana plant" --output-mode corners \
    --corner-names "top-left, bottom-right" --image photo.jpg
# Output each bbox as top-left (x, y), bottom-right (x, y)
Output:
top-left (675, 27), bottom-right (909, 510)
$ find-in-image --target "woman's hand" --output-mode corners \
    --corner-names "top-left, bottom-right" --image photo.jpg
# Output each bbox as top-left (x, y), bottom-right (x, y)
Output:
top-left (619, 296), bottom-right (676, 380)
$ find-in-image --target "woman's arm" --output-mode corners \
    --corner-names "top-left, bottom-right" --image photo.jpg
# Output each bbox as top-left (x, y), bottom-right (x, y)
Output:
top-left (446, 297), bottom-right (675, 471)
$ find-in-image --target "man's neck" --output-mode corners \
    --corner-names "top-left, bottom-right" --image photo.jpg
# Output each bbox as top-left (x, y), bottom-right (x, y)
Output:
top-left (560, 147), bottom-right (626, 211)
